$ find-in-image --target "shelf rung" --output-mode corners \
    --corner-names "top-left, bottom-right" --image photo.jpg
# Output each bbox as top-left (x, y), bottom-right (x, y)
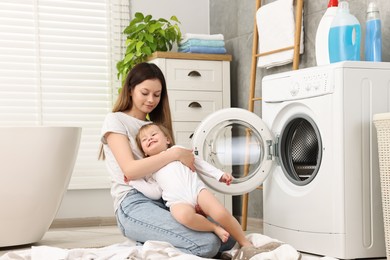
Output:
top-left (255, 46), bottom-right (294, 58)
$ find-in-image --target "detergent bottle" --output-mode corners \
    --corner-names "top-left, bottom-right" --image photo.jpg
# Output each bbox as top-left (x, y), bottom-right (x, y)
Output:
top-left (328, 0), bottom-right (361, 63)
top-left (315, 0), bottom-right (338, 66)
top-left (364, 0), bottom-right (382, 61)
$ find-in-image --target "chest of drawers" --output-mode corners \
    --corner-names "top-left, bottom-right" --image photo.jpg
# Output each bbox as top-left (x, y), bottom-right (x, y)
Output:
top-left (149, 52), bottom-right (232, 212)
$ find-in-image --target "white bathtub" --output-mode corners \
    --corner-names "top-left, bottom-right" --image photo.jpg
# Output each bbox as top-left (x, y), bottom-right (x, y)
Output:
top-left (0, 126), bottom-right (82, 247)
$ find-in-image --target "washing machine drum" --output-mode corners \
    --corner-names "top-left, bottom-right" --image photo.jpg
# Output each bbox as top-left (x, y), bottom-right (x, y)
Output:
top-left (278, 115), bottom-right (322, 186)
top-left (192, 108), bottom-right (322, 195)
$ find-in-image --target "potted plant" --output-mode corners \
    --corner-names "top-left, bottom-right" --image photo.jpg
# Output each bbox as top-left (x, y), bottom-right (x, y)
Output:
top-left (116, 12), bottom-right (182, 85)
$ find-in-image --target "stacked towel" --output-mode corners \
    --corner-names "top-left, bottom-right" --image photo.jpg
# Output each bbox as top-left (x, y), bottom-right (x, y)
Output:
top-left (178, 33), bottom-right (227, 54)
top-left (256, 0), bottom-right (304, 69)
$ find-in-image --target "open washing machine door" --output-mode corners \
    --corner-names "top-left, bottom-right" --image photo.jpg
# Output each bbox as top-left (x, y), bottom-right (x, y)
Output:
top-left (192, 108), bottom-right (275, 195)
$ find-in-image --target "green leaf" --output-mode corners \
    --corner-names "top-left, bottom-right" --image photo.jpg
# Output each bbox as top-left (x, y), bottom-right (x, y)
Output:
top-left (148, 22), bottom-right (163, 33)
top-left (124, 23), bottom-right (137, 34)
top-left (125, 41), bottom-right (136, 54)
top-left (170, 16), bottom-right (180, 23)
top-left (144, 15), bottom-right (152, 23)
top-left (123, 53), bottom-right (135, 64)
top-left (158, 18), bottom-right (168, 23)
top-left (144, 33), bottom-right (154, 43)
top-left (131, 24), bottom-right (147, 36)
top-left (149, 41), bottom-right (157, 52)
top-left (116, 60), bottom-right (123, 71)
top-left (158, 29), bottom-right (166, 38)
top-left (136, 41), bottom-right (144, 52)
top-left (142, 46), bottom-right (152, 56)
top-left (134, 12), bottom-right (144, 20)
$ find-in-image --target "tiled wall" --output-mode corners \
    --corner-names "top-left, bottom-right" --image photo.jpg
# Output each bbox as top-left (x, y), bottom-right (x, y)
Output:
top-left (210, 0), bottom-right (390, 218)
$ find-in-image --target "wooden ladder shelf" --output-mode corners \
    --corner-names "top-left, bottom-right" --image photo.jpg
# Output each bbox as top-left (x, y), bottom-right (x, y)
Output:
top-left (241, 0), bottom-right (304, 231)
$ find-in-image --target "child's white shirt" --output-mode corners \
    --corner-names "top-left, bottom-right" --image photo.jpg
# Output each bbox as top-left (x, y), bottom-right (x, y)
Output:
top-left (132, 145), bottom-right (224, 206)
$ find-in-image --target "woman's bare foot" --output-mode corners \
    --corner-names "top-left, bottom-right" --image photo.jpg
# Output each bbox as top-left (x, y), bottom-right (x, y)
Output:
top-left (214, 226), bottom-right (230, 242)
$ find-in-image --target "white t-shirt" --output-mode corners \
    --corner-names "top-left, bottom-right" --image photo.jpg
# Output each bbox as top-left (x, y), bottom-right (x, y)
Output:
top-left (101, 112), bottom-right (159, 212)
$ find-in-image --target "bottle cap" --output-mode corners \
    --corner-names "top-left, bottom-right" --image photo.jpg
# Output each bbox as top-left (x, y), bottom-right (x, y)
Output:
top-left (338, 0), bottom-right (349, 13)
top-left (367, 2), bottom-right (379, 13)
top-left (328, 0), bottom-right (339, 7)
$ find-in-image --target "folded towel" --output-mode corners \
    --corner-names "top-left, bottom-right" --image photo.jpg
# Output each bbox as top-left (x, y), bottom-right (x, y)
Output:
top-left (178, 46), bottom-right (226, 54)
top-left (180, 33), bottom-right (224, 45)
top-left (256, 0), bottom-right (304, 69)
top-left (179, 39), bottom-right (225, 49)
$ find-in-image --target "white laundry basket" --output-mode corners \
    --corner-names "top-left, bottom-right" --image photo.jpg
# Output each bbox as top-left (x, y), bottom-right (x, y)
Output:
top-left (373, 112), bottom-right (390, 259)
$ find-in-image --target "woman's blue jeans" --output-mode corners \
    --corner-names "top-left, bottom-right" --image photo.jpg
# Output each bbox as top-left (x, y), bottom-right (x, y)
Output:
top-left (116, 189), bottom-right (236, 258)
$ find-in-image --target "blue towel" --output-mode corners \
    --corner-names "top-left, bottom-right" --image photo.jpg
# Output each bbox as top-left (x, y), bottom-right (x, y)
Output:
top-left (179, 39), bottom-right (225, 49)
top-left (178, 46), bottom-right (227, 54)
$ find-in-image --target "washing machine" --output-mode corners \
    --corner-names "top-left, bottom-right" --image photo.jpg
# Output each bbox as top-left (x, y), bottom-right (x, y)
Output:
top-left (192, 61), bottom-right (390, 259)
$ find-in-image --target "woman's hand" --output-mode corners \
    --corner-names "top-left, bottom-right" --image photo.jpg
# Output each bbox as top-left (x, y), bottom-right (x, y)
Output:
top-left (170, 146), bottom-right (195, 171)
top-left (219, 172), bottom-right (233, 185)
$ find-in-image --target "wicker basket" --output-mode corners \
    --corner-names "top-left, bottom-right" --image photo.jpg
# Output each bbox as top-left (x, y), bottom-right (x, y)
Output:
top-left (373, 112), bottom-right (390, 259)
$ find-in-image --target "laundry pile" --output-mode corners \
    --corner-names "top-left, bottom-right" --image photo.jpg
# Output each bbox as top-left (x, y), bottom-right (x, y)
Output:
top-left (178, 33), bottom-right (227, 54)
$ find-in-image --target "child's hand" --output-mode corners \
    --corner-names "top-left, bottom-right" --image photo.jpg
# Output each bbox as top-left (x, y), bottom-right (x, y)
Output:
top-left (219, 173), bottom-right (233, 185)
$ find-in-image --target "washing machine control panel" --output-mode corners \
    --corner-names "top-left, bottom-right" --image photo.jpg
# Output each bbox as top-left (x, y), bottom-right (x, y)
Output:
top-left (263, 67), bottom-right (334, 102)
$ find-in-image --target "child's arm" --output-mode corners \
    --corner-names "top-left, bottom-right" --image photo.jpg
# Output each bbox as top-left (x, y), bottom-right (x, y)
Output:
top-left (194, 156), bottom-right (233, 185)
top-left (130, 177), bottom-right (162, 200)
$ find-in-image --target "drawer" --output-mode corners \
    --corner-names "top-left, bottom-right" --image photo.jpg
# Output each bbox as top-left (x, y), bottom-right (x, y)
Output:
top-left (166, 59), bottom-right (223, 91)
top-left (169, 90), bottom-right (223, 121)
top-left (172, 122), bottom-right (199, 149)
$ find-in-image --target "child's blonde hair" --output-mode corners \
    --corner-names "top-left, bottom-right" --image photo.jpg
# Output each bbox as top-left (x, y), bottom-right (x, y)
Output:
top-left (136, 123), bottom-right (174, 156)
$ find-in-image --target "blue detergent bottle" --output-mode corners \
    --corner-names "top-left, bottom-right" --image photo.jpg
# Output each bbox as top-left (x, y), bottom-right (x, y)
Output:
top-left (365, 1), bottom-right (382, 61)
top-left (329, 0), bottom-right (361, 63)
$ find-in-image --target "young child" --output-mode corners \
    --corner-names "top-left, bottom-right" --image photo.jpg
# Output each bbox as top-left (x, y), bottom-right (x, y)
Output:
top-left (134, 123), bottom-right (252, 247)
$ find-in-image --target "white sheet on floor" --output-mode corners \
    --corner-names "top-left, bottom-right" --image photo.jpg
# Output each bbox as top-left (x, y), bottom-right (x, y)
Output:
top-left (0, 233), bottom-right (337, 260)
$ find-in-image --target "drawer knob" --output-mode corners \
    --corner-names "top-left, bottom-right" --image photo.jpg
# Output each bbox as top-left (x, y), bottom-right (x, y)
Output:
top-left (188, 101), bottom-right (202, 108)
top-left (188, 70), bottom-right (201, 77)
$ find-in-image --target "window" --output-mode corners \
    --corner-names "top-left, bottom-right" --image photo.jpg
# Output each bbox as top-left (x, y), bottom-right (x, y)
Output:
top-left (0, 0), bottom-right (130, 189)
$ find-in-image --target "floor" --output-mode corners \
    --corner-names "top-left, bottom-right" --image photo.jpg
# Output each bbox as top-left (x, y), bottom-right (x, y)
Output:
top-left (0, 221), bottom-right (386, 259)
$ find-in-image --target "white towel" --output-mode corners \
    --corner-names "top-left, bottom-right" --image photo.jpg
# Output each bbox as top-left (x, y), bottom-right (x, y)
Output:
top-left (180, 33), bottom-right (224, 45)
top-left (256, 0), bottom-right (304, 69)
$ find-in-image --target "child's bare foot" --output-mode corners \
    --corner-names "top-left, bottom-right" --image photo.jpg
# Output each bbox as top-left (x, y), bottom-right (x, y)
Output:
top-left (214, 226), bottom-right (230, 242)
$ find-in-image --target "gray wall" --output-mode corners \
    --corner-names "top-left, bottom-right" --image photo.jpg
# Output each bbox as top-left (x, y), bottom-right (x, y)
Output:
top-left (210, 0), bottom-right (390, 219)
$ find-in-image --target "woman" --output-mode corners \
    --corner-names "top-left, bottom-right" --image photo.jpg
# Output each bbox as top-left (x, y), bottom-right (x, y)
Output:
top-left (99, 62), bottom-right (235, 257)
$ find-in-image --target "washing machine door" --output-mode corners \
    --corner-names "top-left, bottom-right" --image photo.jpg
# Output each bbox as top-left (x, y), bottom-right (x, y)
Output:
top-left (192, 108), bottom-right (274, 195)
